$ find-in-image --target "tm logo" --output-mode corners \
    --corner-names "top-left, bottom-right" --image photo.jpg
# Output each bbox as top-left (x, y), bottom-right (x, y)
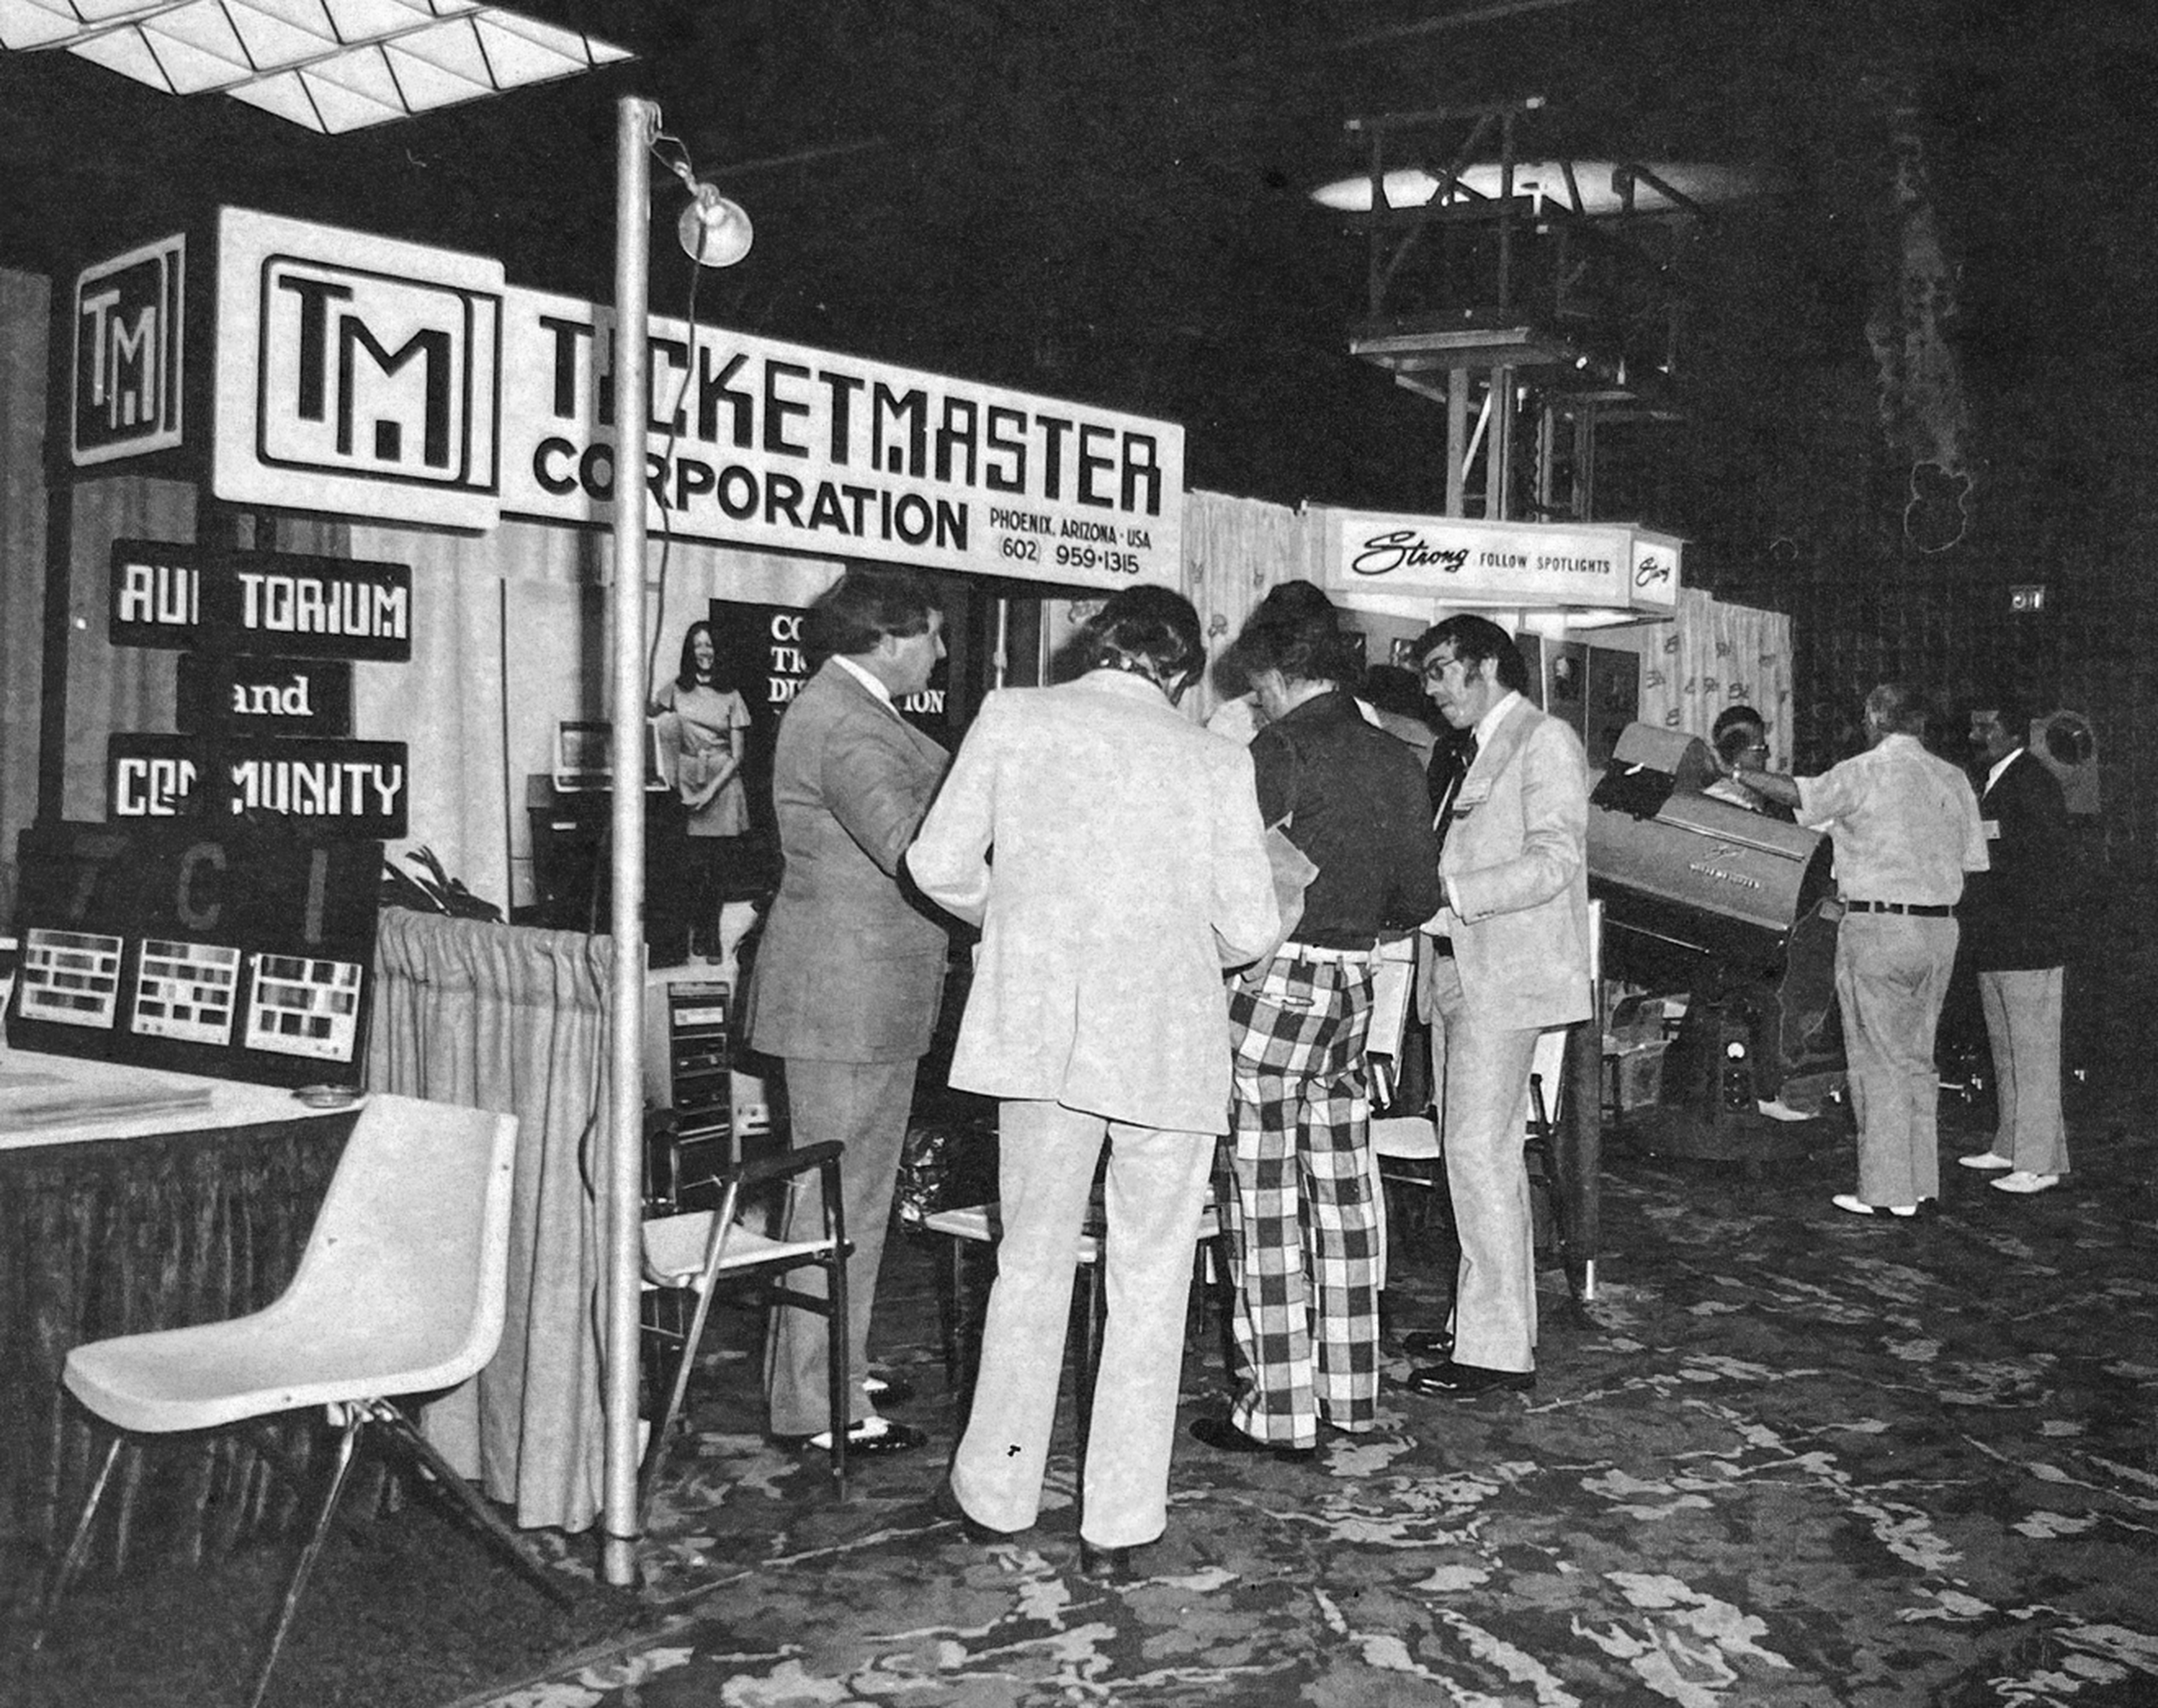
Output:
top-left (74, 234), bottom-right (185, 466)
top-left (256, 256), bottom-right (499, 493)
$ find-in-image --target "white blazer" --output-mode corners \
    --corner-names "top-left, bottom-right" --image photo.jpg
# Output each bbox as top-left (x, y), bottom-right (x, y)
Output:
top-left (906, 669), bottom-right (1280, 1134)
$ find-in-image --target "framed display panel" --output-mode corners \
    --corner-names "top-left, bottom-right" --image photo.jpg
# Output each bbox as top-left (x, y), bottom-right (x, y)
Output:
top-left (1585, 647), bottom-right (1642, 769)
top-left (1545, 640), bottom-right (1589, 740)
top-left (1513, 633), bottom-right (1545, 709)
top-left (8, 823), bottom-right (381, 1088)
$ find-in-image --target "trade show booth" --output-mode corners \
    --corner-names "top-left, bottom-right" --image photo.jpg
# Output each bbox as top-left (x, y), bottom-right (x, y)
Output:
top-left (0, 199), bottom-right (1797, 1575)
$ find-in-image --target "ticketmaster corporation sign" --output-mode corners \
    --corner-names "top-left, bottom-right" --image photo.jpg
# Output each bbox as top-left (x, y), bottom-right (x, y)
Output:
top-left (195, 209), bottom-right (1183, 590)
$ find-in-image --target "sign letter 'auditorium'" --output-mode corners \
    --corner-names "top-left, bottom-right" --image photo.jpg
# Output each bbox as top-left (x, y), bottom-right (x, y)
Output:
top-left (92, 208), bottom-right (1187, 588)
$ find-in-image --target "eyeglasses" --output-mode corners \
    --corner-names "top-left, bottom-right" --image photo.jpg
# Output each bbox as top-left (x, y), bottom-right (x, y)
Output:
top-left (1420, 652), bottom-right (1463, 684)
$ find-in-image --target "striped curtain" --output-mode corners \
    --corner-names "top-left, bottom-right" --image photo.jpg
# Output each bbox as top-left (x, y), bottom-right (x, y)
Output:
top-left (1636, 589), bottom-right (1796, 770)
top-left (1181, 489), bottom-right (1323, 725)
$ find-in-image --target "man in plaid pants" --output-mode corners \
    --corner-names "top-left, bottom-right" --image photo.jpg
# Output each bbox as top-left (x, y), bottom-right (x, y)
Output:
top-left (1190, 585), bottom-right (1443, 1460)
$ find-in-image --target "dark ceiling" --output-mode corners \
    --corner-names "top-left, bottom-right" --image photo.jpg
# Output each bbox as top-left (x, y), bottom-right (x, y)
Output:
top-left (3, 0), bottom-right (2151, 528)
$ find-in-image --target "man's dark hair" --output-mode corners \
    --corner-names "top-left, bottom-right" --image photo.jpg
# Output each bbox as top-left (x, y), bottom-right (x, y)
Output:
top-left (1362, 663), bottom-right (1433, 723)
top-left (1975, 687), bottom-right (2030, 742)
top-left (809, 567), bottom-right (940, 658)
top-left (1711, 704), bottom-right (1768, 765)
top-left (1409, 614), bottom-right (1529, 694)
top-left (1221, 584), bottom-right (1364, 690)
top-left (1081, 585), bottom-right (1205, 687)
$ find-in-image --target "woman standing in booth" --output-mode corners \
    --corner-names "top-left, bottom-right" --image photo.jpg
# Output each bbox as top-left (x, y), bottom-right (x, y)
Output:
top-left (653, 620), bottom-right (750, 959)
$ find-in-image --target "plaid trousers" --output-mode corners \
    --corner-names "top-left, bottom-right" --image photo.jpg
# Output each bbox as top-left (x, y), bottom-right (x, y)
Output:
top-left (1218, 948), bottom-right (1381, 1446)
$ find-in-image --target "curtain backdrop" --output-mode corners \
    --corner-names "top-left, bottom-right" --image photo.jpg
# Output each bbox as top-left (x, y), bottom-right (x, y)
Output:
top-left (349, 520), bottom-right (842, 915)
top-left (1635, 588), bottom-right (1796, 769)
top-left (367, 907), bottom-right (620, 1535)
top-left (1183, 489), bottom-right (1322, 722)
top-left (0, 269), bottom-right (47, 889)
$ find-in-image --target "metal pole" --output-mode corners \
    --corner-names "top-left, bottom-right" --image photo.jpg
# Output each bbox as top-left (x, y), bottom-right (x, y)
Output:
top-left (602, 93), bottom-right (658, 1588)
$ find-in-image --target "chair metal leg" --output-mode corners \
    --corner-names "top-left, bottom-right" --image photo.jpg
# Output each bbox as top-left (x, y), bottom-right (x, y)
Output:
top-left (825, 1244), bottom-right (849, 1501)
top-left (948, 1238), bottom-right (977, 1415)
top-left (637, 1278), bottom-right (721, 1526)
top-left (31, 1431), bottom-right (124, 1649)
top-left (1071, 1257), bottom-right (1105, 1463)
top-left (246, 1408), bottom-right (363, 1708)
top-left (1206, 1233), bottom-right (1240, 1391)
top-left (373, 1402), bottom-right (572, 1606)
top-left (244, 1421), bottom-right (377, 1553)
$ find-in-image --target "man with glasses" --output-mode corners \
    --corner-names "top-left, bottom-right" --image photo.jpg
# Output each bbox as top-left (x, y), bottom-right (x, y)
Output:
top-left (1400, 616), bottom-right (1591, 1399)
top-left (1704, 705), bottom-right (1796, 822)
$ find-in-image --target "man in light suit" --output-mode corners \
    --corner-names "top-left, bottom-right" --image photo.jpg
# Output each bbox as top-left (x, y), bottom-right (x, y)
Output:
top-left (906, 585), bottom-right (1280, 1580)
top-left (743, 567), bottom-right (951, 1457)
top-left (1957, 691), bottom-right (2074, 1195)
top-left (1403, 615), bottom-right (1590, 1400)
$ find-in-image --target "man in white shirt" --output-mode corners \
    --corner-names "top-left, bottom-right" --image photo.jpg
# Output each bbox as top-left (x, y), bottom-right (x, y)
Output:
top-left (1723, 683), bottom-right (1989, 1218)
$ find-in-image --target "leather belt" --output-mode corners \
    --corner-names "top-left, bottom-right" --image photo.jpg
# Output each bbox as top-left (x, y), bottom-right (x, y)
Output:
top-left (1844, 900), bottom-right (1955, 917)
top-left (1284, 943), bottom-right (1377, 965)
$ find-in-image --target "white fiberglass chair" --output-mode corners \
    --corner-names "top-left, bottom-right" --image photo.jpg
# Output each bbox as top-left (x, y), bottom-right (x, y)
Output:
top-left (37, 1097), bottom-right (569, 1708)
top-left (638, 1138), bottom-right (851, 1520)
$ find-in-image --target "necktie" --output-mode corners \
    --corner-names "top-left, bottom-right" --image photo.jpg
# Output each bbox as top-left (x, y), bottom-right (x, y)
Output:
top-left (1432, 733), bottom-right (1478, 849)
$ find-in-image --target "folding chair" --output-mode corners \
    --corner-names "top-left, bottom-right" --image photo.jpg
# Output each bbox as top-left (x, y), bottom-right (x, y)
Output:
top-left (1370, 901), bottom-right (1606, 1303)
top-left (638, 1139), bottom-right (851, 1519)
top-left (35, 1097), bottom-right (568, 1708)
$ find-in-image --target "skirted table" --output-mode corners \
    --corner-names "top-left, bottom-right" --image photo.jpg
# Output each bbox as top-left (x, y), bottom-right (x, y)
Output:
top-left (0, 1052), bottom-right (360, 1591)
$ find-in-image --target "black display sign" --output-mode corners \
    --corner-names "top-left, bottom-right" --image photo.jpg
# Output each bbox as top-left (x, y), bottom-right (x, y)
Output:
top-left (109, 538), bottom-right (413, 662)
top-left (175, 653), bottom-right (354, 737)
top-left (109, 733), bottom-right (410, 839)
top-left (72, 233), bottom-right (187, 468)
top-left (7, 821), bottom-right (380, 1088)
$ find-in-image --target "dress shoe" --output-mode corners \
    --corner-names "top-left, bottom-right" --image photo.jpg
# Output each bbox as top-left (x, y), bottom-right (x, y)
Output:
top-left (1958, 1150), bottom-right (2014, 1171)
top-left (1402, 1360), bottom-right (1535, 1399)
top-left (1992, 1170), bottom-right (2060, 1195)
top-left (1077, 1536), bottom-right (1158, 1584)
top-left (768, 1415), bottom-right (927, 1456)
top-left (932, 1479), bottom-right (1031, 1545)
top-left (863, 1371), bottom-right (915, 1409)
top-left (1400, 1328), bottom-right (1454, 1359)
top-left (1187, 1413), bottom-right (1316, 1462)
top-left (1831, 1193), bottom-right (1916, 1219)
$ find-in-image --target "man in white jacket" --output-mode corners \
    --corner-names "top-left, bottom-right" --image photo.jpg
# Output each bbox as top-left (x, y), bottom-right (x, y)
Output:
top-left (905, 585), bottom-right (1280, 1582)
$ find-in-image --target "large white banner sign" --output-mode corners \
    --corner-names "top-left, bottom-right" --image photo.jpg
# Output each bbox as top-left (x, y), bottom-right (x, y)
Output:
top-left (205, 210), bottom-right (1183, 587)
top-left (498, 290), bottom-right (1183, 588)
top-left (213, 208), bottom-right (505, 530)
top-left (1323, 510), bottom-right (1683, 612)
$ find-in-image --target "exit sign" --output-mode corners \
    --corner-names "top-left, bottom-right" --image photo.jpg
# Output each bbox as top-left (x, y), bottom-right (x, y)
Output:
top-left (2010, 584), bottom-right (2049, 613)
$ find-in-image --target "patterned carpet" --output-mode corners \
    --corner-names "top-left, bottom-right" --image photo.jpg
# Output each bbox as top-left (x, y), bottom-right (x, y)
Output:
top-left (458, 1100), bottom-right (2158, 1708)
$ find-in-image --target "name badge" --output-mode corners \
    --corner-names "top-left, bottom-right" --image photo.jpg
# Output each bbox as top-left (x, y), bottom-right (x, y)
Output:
top-left (1983, 819), bottom-right (2001, 841)
top-left (1457, 781), bottom-right (1494, 808)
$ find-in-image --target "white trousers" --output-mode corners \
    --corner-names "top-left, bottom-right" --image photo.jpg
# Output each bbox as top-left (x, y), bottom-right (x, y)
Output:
top-left (1429, 956), bottom-right (1540, 1373)
top-left (1979, 966), bottom-right (2069, 1175)
top-left (950, 1099), bottom-right (1213, 1549)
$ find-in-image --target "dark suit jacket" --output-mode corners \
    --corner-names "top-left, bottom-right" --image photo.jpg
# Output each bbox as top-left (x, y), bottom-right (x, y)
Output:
top-left (1249, 690), bottom-right (1444, 949)
top-left (743, 658), bottom-right (951, 1062)
top-left (1961, 747), bottom-right (2072, 971)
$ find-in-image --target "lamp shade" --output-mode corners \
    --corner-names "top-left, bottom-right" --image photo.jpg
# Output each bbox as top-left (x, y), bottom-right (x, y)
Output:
top-left (678, 186), bottom-right (753, 268)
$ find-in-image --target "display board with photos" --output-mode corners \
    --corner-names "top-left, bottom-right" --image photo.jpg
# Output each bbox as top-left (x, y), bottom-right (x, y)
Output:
top-left (7, 822), bottom-right (381, 1088)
